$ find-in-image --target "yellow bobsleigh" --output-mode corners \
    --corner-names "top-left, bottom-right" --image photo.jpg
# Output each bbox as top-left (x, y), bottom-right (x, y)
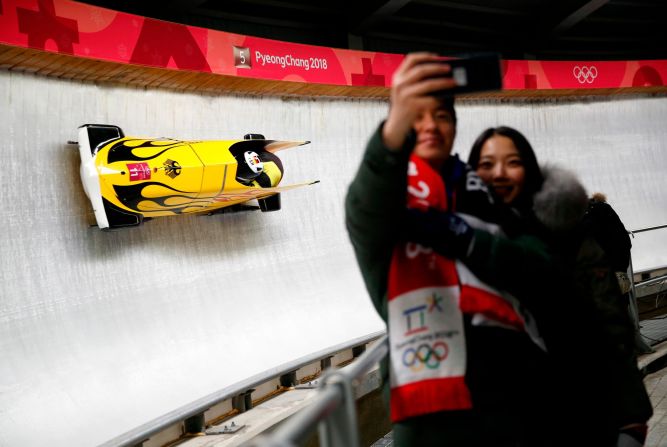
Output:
top-left (77, 124), bottom-right (317, 230)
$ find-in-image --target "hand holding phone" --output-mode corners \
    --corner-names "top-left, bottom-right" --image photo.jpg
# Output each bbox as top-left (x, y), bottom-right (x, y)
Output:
top-left (427, 52), bottom-right (503, 96)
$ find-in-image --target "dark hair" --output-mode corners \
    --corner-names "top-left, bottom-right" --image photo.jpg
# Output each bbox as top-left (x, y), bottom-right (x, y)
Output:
top-left (468, 126), bottom-right (543, 206)
top-left (433, 94), bottom-right (457, 126)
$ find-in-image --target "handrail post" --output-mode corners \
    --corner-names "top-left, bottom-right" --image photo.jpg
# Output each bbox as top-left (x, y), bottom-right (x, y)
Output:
top-left (244, 336), bottom-right (387, 447)
top-left (628, 255), bottom-right (654, 354)
top-left (317, 371), bottom-right (360, 447)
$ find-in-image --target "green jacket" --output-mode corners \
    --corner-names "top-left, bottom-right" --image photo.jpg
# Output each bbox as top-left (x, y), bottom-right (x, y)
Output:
top-left (345, 124), bottom-right (561, 446)
top-left (345, 125), bottom-right (553, 323)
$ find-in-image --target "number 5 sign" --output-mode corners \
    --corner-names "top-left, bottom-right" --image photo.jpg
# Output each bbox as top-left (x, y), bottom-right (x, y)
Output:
top-left (234, 46), bottom-right (252, 68)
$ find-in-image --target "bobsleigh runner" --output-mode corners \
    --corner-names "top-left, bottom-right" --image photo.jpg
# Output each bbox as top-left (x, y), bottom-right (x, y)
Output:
top-left (76, 124), bottom-right (318, 230)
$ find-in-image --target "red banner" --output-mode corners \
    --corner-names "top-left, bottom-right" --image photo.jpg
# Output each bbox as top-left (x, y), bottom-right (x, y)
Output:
top-left (1, 0), bottom-right (665, 91)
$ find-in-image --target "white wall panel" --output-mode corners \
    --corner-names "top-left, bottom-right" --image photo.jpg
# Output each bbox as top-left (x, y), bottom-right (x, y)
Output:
top-left (1, 70), bottom-right (665, 446)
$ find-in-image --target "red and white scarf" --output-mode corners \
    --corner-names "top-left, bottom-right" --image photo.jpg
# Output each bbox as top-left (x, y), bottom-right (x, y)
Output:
top-left (387, 155), bottom-right (528, 422)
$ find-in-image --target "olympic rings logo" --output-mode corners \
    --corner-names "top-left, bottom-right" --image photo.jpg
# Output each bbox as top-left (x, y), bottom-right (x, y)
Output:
top-left (402, 341), bottom-right (449, 371)
top-left (573, 65), bottom-right (598, 84)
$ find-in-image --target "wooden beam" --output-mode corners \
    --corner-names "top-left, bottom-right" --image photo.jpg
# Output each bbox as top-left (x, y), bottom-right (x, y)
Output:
top-left (351, 0), bottom-right (413, 34)
top-left (413, 0), bottom-right (530, 17)
top-left (552, 0), bottom-right (610, 35)
top-left (167, 0), bottom-right (208, 12)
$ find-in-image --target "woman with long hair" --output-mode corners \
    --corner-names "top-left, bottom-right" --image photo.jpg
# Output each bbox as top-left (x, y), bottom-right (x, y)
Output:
top-left (408, 125), bottom-right (652, 446)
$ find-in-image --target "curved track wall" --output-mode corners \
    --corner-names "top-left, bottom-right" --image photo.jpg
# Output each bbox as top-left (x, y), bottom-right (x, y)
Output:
top-left (0, 71), bottom-right (389, 447)
top-left (1, 70), bottom-right (665, 446)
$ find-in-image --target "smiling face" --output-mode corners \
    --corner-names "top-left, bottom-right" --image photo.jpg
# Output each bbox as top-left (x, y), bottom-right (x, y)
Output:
top-left (413, 97), bottom-right (456, 169)
top-left (476, 135), bottom-right (526, 204)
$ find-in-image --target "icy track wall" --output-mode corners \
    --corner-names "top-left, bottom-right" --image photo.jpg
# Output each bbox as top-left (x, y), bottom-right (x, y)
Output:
top-left (1, 70), bottom-right (666, 447)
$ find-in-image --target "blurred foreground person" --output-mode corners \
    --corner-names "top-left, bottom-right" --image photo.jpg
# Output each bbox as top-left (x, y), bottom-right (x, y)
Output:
top-left (345, 54), bottom-right (559, 446)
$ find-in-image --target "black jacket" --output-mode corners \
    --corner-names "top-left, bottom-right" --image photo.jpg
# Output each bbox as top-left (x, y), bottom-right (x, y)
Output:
top-left (492, 165), bottom-right (652, 435)
top-left (582, 198), bottom-right (632, 273)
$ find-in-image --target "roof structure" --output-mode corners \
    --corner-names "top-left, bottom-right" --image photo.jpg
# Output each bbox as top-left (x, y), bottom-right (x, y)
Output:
top-left (79, 0), bottom-right (667, 60)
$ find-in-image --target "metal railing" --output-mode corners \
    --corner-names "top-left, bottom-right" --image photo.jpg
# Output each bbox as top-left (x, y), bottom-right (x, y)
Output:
top-left (248, 335), bottom-right (389, 447)
top-left (627, 224), bottom-right (667, 354)
top-left (629, 223), bottom-right (667, 235)
top-left (99, 331), bottom-right (385, 447)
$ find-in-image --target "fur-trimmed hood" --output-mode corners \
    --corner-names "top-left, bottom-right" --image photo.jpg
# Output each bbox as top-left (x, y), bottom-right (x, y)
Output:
top-left (532, 164), bottom-right (588, 232)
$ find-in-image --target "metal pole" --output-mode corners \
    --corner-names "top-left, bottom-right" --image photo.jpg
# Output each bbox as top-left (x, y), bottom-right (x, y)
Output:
top-left (247, 336), bottom-right (389, 447)
top-left (249, 387), bottom-right (342, 447)
top-left (318, 372), bottom-right (360, 447)
top-left (317, 336), bottom-right (388, 447)
top-left (628, 255), bottom-right (655, 354)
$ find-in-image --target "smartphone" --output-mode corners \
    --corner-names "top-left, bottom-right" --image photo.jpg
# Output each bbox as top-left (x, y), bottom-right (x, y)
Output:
top-left (427, 52), bottom-right (503, 96)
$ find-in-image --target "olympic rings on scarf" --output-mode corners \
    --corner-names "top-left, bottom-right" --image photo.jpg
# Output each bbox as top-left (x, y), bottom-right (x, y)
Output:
top-left (402, 341), bottom-right (449, 372)
top-left (573, 65), bottom-right (598, 84)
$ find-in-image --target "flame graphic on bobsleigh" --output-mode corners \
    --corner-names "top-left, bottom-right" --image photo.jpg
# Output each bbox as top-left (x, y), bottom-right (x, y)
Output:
top-left (77, 124), bottom-right (317, 230)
